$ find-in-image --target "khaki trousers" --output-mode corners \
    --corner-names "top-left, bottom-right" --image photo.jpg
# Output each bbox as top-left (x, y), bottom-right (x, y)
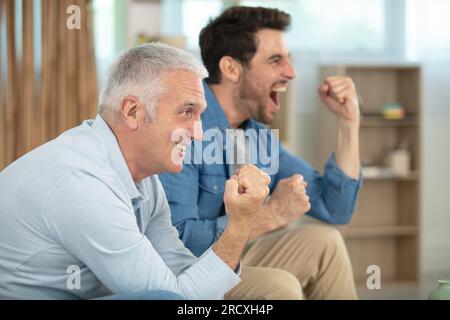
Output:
top-left (225, 224), bottom-right (357, 300)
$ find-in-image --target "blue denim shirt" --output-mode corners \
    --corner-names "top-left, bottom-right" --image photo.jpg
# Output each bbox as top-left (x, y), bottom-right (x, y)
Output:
top-left (159, 83), bottom-right (363, 257)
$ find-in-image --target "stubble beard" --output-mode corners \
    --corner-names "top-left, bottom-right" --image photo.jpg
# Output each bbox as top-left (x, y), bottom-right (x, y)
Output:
top-left (238, 72), bottom-right (273, 125)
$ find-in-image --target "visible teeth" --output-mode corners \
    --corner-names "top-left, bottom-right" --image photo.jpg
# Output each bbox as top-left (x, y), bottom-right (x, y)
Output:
top-left (273, 87), bottom-right (287, 92)
top-left (176, 144), bottom-right (186, 153)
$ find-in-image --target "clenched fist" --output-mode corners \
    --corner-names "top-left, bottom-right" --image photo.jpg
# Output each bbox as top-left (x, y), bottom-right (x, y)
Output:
top-left (319, 76), bottom-right (360, 124)
top-left (267, 174), bottom-right (311, 227)
top-left (224, 164), bottom-right (271, 225)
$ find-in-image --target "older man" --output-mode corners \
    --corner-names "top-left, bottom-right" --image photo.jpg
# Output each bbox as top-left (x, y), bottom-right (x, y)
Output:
top-left (0, 43), bottom-right (270, 300)
top-left (159, 6), bottom-right (363, 299)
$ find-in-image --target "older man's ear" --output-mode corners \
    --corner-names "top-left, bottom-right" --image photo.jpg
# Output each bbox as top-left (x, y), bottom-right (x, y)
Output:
top-left (119, 95), bottom-right (142, 130)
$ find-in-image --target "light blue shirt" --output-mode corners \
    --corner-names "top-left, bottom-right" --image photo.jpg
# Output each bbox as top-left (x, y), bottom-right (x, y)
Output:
top-left (0, 114), bottom-right (240, 300)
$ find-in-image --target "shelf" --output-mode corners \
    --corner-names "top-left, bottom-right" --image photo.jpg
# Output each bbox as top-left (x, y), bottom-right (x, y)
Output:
top-left (341, 64), bottom-right (421, 70)
top-left (361, 114), bottom-right (420, 127)
top-left (319, 64), bottom-right (421, 284)
top-left (363, 171), bottom-right (420, 182)
top-left (341, 226), bottom-right (419, 238)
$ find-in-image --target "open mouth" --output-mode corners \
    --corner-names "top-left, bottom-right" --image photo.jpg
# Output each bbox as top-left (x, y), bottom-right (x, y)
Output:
top-left (175, 142), bottom-right (187, 157)
top-left (171, 141), bottom-right (188, 166)
top-left (270, 86), bottom-right (288, 108)
top-left (270, 90), bottom-right (279, 107)
top-left (171, 128), bottom-right (192, 166)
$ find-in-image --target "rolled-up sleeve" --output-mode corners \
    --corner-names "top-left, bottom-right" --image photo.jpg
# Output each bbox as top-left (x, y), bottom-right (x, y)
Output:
top-left (42, 171), bottom-right (240, 299)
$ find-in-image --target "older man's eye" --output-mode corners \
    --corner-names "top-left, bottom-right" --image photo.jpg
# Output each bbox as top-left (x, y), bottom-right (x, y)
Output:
top-left (181, 109), bottom-right (193, 118)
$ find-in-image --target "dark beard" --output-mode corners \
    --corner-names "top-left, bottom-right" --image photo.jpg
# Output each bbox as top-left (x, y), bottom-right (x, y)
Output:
top-left (238, 72), bottom-right (272, 124)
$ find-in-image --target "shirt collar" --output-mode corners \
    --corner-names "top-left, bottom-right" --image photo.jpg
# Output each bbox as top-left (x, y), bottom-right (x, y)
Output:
top-left (91, 114), bottom-right (146, 204)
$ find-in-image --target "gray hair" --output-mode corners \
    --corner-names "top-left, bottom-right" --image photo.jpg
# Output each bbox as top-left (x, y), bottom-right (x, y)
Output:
top-left (98, 42), bottom-right (208, 121)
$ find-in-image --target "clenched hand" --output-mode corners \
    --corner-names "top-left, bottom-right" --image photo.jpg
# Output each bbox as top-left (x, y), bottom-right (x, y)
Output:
top-left (224, 164), bottom-right (271, 226)
top-left (267, 174), bottom-right (311, 226)
top-left (319, 76), bottom-right (360, 124)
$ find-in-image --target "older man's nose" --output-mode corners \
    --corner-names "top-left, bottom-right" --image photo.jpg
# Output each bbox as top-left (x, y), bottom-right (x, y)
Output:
top-left (191, 120), bottom-right (203, 141)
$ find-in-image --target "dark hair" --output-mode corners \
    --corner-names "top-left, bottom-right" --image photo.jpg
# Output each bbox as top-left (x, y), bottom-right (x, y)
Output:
top-left (199, 6), bottom-right (291, 84)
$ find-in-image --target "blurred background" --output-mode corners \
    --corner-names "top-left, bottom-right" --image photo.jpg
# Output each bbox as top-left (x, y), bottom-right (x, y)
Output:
top-left (1, 0), bottom-right (449, 299)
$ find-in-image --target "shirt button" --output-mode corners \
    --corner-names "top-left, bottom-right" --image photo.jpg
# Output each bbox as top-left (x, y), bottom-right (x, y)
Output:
top-left (213, 185), bottom-right (218, 191)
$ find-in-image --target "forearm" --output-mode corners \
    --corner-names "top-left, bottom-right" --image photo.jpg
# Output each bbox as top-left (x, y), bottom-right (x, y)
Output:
top-left (335, 118), bottom-right (360, 179)
top-left (213, 220), bottom-right (253, 270)
top-left (248, 202), bottom-right (280, 241)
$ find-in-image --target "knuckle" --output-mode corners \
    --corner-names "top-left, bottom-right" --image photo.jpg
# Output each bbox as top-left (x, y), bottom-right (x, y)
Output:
top-left (239, 177), bottom-right (249, 186)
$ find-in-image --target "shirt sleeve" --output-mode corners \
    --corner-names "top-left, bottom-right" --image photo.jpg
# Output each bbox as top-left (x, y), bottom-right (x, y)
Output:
top-left (159, 166), bottom-right (228, 257)
top-left (42, 171), bottom-right (240, 299)
top-left (274, 142), bottom-right (363, 224)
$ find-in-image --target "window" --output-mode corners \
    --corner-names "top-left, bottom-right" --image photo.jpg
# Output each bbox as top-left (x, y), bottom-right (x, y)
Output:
top-left (179, 0), bottom-right (401, 55)
top-left (93, 0), bottom-right (115, 63)
top-left (93, 0), bottom-right (127, 86)
top-left (241, 0), bottom-right (386, 52)
top-left (181, 0), bottom-right (224, 48)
